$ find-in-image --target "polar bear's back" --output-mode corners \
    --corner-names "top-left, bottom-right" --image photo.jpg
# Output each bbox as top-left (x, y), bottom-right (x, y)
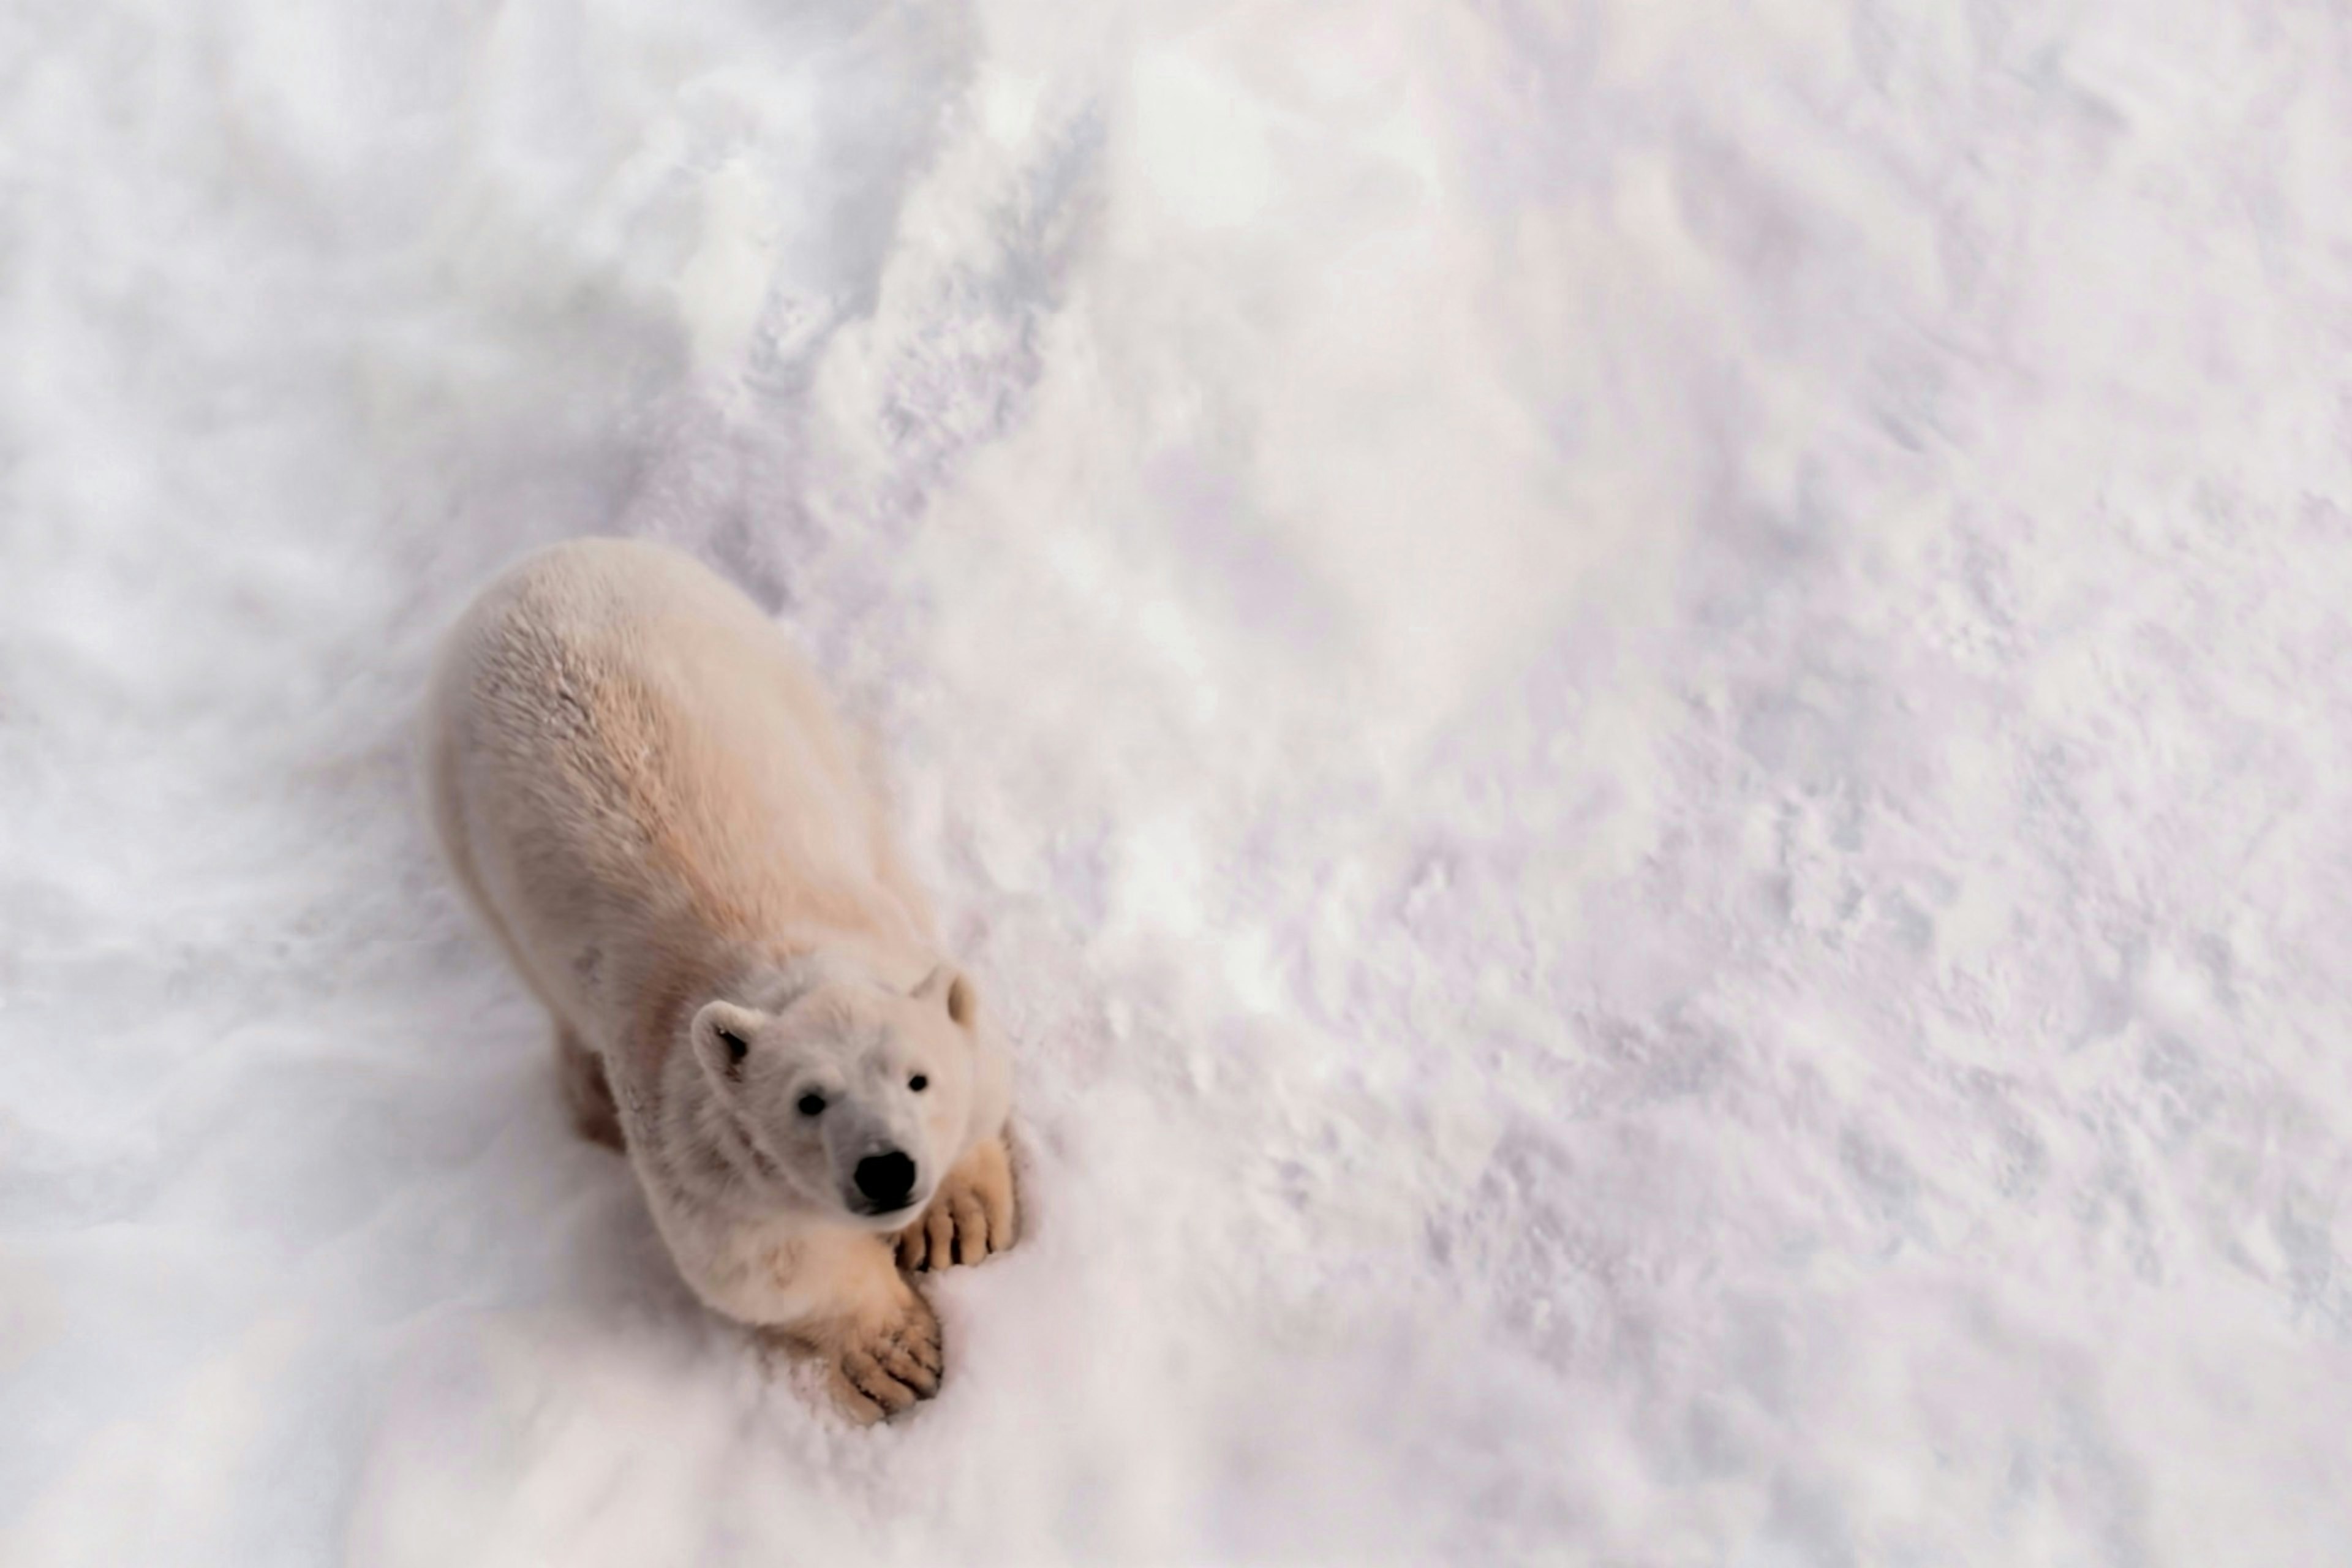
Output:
top-left (426, 539), bottom-right (931, 1046)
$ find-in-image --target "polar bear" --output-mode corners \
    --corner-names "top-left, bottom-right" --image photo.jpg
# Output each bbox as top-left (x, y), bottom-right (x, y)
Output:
top-left (423, 538), bottom-right (1016, 1421)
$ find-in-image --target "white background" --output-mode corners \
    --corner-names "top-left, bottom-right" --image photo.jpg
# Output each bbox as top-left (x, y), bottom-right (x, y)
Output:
top-left (6, 1), bottom-right (2351, 1562)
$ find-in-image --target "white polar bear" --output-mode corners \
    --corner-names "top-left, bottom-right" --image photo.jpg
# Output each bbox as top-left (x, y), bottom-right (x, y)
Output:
top-left (423, 538), bottom-right (1017, 1420)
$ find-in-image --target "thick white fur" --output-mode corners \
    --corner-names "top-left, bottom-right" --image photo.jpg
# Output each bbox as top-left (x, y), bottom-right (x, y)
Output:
top-left (423, 538), bottom-right (1016, 1420)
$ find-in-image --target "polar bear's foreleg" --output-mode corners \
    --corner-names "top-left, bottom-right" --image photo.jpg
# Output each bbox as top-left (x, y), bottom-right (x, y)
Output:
top-left (748, 1232), bottom-right (945, 1422)
top-left (896, 1134), bottom-right (1017, 1272)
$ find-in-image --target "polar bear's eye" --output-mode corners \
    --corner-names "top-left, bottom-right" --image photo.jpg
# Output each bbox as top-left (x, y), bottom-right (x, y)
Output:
top-left (908, 1074), bottom-right (928, 1093)
top-left (796, 1092), bottom-right (826, 1117)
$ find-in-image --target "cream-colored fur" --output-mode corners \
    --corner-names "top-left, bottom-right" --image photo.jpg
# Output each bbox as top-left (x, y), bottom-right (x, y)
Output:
top-left (423, 538), bottom-right (1016, 1422)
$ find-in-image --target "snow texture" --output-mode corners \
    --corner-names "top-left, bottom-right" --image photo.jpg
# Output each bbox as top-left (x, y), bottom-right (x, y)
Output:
top-left (6, 1), bottom-right (2352, 1563)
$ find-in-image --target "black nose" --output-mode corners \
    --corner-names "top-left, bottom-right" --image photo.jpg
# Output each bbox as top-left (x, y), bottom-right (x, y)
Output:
top-left (853, 1150), bottom-right (916, 1209)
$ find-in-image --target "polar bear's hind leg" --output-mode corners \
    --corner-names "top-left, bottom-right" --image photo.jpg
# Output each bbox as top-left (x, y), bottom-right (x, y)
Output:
top-left (556, 1024), bottom-right (624, 1150)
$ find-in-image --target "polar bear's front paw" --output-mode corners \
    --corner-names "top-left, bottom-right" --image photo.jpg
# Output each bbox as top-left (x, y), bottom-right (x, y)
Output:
top-left (825, 1289), bottom-right (943, 1423)
top-left (897, 1136), bottom-right (1018, 1272)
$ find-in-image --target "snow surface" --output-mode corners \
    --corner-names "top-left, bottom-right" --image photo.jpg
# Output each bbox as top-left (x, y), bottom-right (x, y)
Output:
top-left (7, 0), bottom-right (2352, 1562)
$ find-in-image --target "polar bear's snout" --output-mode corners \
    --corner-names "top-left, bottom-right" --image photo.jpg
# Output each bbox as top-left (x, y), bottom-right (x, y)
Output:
top-left (851, 1150), bottom-right (918, 1214)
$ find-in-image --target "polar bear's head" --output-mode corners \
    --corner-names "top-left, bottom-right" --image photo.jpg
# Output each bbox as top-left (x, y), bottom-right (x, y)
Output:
top-left (687, 966), bottom-right (981, 1226)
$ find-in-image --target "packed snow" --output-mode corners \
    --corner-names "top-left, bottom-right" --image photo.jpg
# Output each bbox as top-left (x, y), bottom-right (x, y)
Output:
top-left (6, 0), bottom-right (2352, 1562)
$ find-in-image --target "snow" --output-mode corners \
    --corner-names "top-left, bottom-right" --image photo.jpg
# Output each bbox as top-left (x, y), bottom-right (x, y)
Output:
top-left (6, 0), bottom-right (2352, 1562)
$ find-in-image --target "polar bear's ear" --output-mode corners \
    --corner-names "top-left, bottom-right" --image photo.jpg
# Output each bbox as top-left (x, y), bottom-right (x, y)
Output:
top-left (691, 1000), bottom-right (765, 1084)
top-left (914, 965), bottom-right (977, 1030)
